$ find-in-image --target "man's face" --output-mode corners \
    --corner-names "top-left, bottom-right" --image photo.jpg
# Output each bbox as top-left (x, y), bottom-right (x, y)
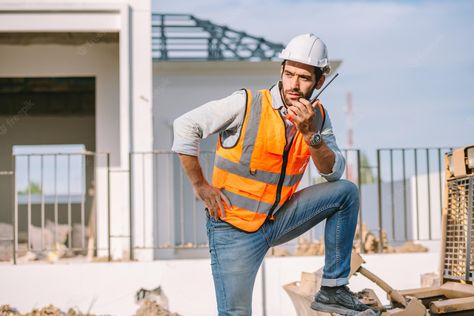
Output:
top-left (280, 60), bottom-right (317, 107)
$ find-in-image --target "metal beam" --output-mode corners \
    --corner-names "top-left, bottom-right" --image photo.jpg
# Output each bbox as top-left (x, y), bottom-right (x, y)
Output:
top-left (152, 13), bottom-right (284, 61)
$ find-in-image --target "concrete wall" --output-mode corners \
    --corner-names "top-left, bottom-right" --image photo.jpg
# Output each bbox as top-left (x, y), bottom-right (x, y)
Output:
top-left (0, 43), bottom-right (119, 163)
top-left (0, 252), bottom-right (440, 316)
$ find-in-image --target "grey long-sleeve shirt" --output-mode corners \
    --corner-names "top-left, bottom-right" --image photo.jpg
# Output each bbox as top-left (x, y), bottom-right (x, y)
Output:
top-left (172, 83), bottom-right (345, 182)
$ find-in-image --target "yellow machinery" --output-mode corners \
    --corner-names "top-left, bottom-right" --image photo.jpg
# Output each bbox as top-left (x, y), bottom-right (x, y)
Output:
top-left (399, 145), bottom-right (474, 315)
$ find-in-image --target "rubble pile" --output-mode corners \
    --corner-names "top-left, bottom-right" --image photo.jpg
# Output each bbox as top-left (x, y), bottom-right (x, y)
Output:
top-left (0, 221), bottom-right (90, 263)
top-left (0, 305), bottom-right (19, 316)
top-left (0, 305), bottom-right (93, 316)
top-left (353, 224), bottom-right (380, 253)
top-left (272, 223), bottom-right (428, 256)
top-left (1, 287), bottom-right (179, 316)
top-left (271, 247), bottom-right (291, 256)
top-left (134, 300), bottom-right (180, 316)
top-left (354, 224), bottom-right (428, 253)
top-left (295, 238), bottom-right (325, 256)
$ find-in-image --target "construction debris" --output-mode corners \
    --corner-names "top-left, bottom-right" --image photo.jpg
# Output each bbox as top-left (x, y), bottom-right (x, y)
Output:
top-left (0, 305), bottom-right (94, 316)
top-left (284, 266), bottom-right (384, 316)
top-left (353, 224), bottom-right (379, 253)
top-left (1, 285), bottom-right (179, 316)
top-left (351, 252), bottom-right (406, 307)
top-left (284, 252), bottom-right (435, 316)
top-left (272, 224), bottom-right (427, 257)
top-left (25, 305), bottom-right (66, 316)
top-left (420, 272), bottom-right (440, 288)
top-left (0, 305), bottom-right (19, 316)
top-left (134, 300), bottom-right (180, 316)
top-left (384, 241), bottom-right (428, 254)
top-left (271, 247), bottom-right (291, 256)
top-left (353, 225), bottom-right (428, 254)
top-left (0, 221), bottom-right (88, 263)
top-left (134, 286), bottom-right (180, 316)
top-left (295, 238), bottom-right (325, 256)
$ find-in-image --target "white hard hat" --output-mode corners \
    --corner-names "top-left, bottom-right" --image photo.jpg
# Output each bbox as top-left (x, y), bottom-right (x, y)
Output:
top-left (279, 33), bottom-right (331, 74)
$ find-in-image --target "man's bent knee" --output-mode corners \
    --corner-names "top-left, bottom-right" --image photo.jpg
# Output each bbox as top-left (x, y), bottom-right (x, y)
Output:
top-left (335, 179), bottom-right (360, 207)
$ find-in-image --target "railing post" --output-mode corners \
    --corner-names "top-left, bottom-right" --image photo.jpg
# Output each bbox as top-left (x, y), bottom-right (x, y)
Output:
top-left (377, 149), bottom-right (384, 253)
top-left (414, 149), bottom-right (420, 240)
top-left (107, 153), bottom-right (111, 262)
top-left (12, 155), bottom-right (17, 265)
top-left (402, 149), bottom-right (408, 241)
top-left (426, 148), bottom-right (432, 240)
top-left (438, 148), bottom-right (443, 217)
top-left (357, 149), bottom-right (364, 253)
top-left (129, 152), bottom-right (134, 261)
top-left (390, 149), bottom-right (395, 241)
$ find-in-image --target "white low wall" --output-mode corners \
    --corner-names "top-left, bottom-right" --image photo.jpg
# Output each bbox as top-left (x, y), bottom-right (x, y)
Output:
top-left (0, 252), bottom-right (439, 316)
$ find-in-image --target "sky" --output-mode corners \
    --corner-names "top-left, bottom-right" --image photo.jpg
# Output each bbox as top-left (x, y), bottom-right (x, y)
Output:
top-left (153, 0), bottom-right (474, 162)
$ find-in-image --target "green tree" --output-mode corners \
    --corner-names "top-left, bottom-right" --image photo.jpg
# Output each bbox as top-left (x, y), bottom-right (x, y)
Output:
top-left (19, 182), bottom-right (42, 195)
top-left (360, 151), bottom-right (376, 184)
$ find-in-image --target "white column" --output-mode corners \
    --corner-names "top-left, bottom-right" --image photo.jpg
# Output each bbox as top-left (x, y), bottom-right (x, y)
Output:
top-left (128, 1), bottom-right (154, 261)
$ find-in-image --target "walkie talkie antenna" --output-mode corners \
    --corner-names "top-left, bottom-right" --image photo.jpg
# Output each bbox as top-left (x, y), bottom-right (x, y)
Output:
top-left (311, 73), bottom-right (339, 103)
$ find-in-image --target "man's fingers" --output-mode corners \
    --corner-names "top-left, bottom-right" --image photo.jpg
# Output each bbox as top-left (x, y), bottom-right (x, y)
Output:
top-left (292, 104), bottom-right (304, 116)
top-left (215, 197), bottom-right (225, 219)
top-left (218, 191), bottom-right (231, 219)
top-left (205, 206), bottom-right (214, 218)
top-left (204, 189), bottom-right (229, 219)
top-left (311, 99), bottom-right (322, 110)
top-left (287, 107), bottom-right (299, 118)
top-left (288, 107), bottom-right (303, 124)
top-left (206, 199), bottom-right (215, 218)
top-left (298, 98), bottom-right (313, 112)
top-left (218, 190), bottom-right (231, 208)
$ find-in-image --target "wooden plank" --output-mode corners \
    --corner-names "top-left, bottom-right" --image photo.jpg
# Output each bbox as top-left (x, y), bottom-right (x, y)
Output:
top-left (283, 282), bottom-right (330, 316)
top-left (398, 286), bottom-right (443, 299)
top-left (441, 282), bottom-right (474, 298)
top-left (430, 296), bottom-right (474, 313)
top-left (349, 252), bottom-right (365, 277)
top-left (383, 298), bottom-right (425, 315)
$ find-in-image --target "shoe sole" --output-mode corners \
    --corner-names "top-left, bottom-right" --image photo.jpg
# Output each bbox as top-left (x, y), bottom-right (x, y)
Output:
top-left (311, 301), bottom-right (362, 316)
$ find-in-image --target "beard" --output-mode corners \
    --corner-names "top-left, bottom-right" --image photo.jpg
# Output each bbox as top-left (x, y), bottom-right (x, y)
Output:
top-left (283, 88), bottom-right (311, 107)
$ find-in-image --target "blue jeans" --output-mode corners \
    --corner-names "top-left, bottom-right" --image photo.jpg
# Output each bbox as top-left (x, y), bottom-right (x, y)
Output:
top-left (206, 179), bottom-right (360, 316)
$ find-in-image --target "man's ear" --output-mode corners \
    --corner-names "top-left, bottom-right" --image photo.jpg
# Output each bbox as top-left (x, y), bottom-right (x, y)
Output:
top-left (315, 75), bottom-right (325, 90)
top-left (280, 65), bottom-right (284, 79)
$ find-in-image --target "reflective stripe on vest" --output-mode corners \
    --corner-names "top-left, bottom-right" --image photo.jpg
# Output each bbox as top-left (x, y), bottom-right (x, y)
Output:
top-left (212, 88), bottom-right (325, 232)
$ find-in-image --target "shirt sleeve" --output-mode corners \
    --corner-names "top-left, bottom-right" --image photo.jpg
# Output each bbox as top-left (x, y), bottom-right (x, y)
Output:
top-left (318, 110), bottom-right (346, 182)
top-left (172, 90), bottom-right (246, 156)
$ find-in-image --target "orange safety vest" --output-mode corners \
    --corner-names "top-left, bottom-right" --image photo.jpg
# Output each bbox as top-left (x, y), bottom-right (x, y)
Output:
top-left (211, 88), bottom-right (326, 232)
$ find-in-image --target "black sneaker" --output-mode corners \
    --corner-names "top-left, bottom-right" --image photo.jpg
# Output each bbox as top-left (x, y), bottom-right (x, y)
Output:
top-left (311, 285), bottom-right (378, 316)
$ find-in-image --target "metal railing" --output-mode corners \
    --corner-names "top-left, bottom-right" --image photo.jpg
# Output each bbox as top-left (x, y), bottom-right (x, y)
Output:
top-left (3, 151), bottom-right (110, 264)
top-left (0, 146), bottom-right (454, 264)
top-left (376, 147), bottom-right (452, 251)
top-left (128, 149), bottom-right (364, 258)
top-left (129, 150), bottom-right (215, 260)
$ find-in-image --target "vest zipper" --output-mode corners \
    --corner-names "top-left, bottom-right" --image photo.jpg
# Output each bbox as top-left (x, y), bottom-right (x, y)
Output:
top-left (267, 111), bottom-right (294, 219)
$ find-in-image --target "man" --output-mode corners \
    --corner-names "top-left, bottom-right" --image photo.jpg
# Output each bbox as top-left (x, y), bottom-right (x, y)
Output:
top-left (172, 33), bottom-right (371, 316)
